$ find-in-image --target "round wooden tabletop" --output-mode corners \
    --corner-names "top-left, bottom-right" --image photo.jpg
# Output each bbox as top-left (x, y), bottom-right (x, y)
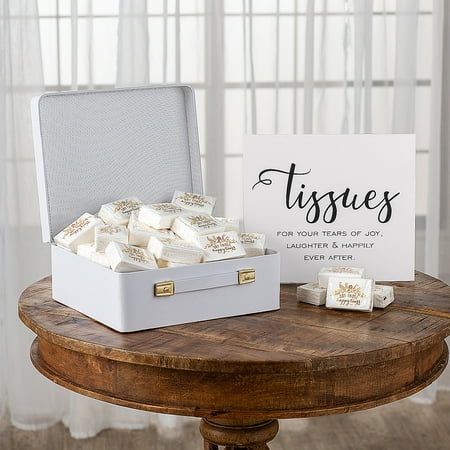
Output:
top-left (19, 272), bottom-right (450, 449)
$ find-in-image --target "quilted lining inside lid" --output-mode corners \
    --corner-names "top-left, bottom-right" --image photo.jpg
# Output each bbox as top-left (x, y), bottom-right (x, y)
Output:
top-left (36, 86), bottom-right (202, 239)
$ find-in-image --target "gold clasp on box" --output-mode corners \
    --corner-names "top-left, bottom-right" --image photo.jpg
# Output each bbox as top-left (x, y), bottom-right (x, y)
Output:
top-left (238, 269), bottom-right (256, 285)
top-left (154, 281), bottom-right (175, 297)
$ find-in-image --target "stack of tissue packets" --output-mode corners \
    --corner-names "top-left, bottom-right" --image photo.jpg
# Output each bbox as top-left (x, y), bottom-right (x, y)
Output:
top-left (53, 192), bottom-right (267, 273)
top-left (171, 191), bottom-right (216, 214)
top-left (105, 241), bottom-right (157, 272)
top-left (214, 217), bottom-right (240, 232)
top-left (171, 214), bottom-right (225, 242)
top-left (77, 242), bottom-right (109, 268)
top-left (98, 197), bottom-right (142, 225)
top-left (197, 231), bottom-right (246, 262)
top-left (318, 267), bottom-right (365, 288)
top-left (138, 203), bottom-right (186, 229)
top-left (54, 213), bottom-right (102, 252)
top-left (297, 266), bottom-right (395, 311)
top-left (128, 211), bottom-right (174, 247)
top-left (148, 236), bottom-right (204, 265)
top-left (296, 283), bottom-right (327, 306)
top-left (239, 232), bottom-right (266, 257)
top-left (94, 224), bottom-right (128, 252)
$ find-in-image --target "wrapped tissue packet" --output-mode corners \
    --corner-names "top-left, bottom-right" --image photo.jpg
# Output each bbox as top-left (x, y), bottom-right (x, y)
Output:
top-left (139, 203), bottom-right (186, 230)
top-left (54, 213), bottom-right (102, 252)
top-left (128, 211), bottom-right (174, 247)
top-left (172, 214), bottom-right (225, 242)
top-left (326, 277), bottom-right (374, 312)
top-left (94, 224), bottom-right (128, 252)
top-left (297, 282), bottom-right (327, 306)
top-left (197, 231), bottom-right (246, 262)
top-left (148, 236), bottom-right (204, 265)
top-left (240, 232), bottom-right (266, 257)
top-left (373, 285), bottom-right (395, 308)
top-left (98, 197), bottom-right (142, 225)
top-left (171, 191), bottom-right (215, 215)
top-left (318, 267), bottom-right (365, 288)
top-left (105, 242), bottom-right (157, 272)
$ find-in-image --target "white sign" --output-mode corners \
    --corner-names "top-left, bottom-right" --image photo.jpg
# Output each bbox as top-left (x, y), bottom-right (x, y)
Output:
top-left (243, 135), bottom-right (415, 282)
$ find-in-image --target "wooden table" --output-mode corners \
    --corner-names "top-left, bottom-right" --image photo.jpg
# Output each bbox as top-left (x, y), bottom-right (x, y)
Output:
top-left (19, 272), bottom-right (450, 449)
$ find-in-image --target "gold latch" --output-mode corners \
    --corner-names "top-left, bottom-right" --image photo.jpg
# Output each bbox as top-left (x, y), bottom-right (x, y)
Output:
top-left (238, 269), bottom-right (256, 285)
top-left (154, 281), bottom-right (175, 297)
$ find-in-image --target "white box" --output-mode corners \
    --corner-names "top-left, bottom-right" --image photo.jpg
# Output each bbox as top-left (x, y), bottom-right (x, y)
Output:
top-left (32, 85), bottom-right (280, 332)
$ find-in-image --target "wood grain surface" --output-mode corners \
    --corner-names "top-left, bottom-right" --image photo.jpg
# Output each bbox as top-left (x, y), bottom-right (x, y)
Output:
top-left (18, 272), bottom-right (450, 448)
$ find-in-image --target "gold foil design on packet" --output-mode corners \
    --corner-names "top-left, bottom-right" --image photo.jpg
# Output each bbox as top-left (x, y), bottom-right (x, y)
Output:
top-left (188, 215), bottom-right (218, 229)
top-left (152, 203), bottom-right (184, 213)
top-left (333, 282), bottom-right (366, 307)
top-left (99, 225), bottom-right (123, 235)
top-left (122, 246), bottom-right (150, 264)
top-left (176, 192), bottom-right (211, 208)
top-left (113, 199), bottom-right (142, 214)
top-left (63, 217), bottom-right (90, 237)
top-left (204, 234), bottom-right (238, 255)
top-left (240, 233), bottom-right (259, 245)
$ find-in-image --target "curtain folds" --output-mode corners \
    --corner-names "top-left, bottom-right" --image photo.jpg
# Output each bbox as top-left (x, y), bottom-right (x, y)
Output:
top-left (0, 0), bottom-right (189, 439)
top-left (117, 0), bottom-right (149, 87)
top-left (0, 0), bottom-right (67, 430)
top-left (0, 0), bottom-right (449, 440)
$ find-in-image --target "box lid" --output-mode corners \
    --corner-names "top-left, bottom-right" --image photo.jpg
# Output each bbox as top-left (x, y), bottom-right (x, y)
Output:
top-left (31, 85), bottom-right (203, 242)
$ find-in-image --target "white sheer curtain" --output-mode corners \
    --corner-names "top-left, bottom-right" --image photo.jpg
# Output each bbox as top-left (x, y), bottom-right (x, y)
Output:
top-left (0, 0), bottom-right (184, 439)
top-left (0, 0), bottom-right (66, 430)
top-left (1, 0), bottom-right (449, 440)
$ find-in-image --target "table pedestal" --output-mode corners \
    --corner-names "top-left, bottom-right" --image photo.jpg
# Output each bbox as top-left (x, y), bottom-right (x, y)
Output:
top-left (200, 418), bottom-right (279, 449)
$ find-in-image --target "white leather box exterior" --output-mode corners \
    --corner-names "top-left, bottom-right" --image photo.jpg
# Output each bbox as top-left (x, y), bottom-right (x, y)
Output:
top-left (52, 245), bottom-right (280, 332)
top-left (32, 86), bottom-right (281, 332)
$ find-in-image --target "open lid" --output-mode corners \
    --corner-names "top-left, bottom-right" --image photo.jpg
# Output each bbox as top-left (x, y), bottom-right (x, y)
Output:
top-left (31, 85), bottom-right (203, 242)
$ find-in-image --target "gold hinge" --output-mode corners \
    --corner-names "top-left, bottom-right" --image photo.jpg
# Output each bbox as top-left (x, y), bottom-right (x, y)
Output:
top-left (238, 269), bottom-right (256, 285)
top-left (154, 280), bottom-right (175, 297)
